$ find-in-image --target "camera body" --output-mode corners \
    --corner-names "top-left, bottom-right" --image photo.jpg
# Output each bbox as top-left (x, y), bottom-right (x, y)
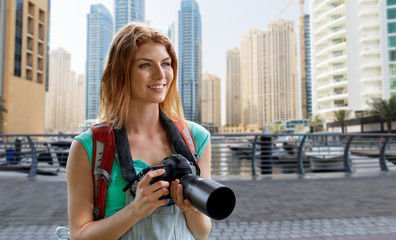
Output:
top-left (149, 154), bottom-right (236, 220)
top-left (150, 154), bottom-right (197, 199)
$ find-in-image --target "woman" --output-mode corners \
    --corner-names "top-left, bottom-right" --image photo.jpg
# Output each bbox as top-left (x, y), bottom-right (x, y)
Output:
top-left (66, 23), bottom-right (212, 240)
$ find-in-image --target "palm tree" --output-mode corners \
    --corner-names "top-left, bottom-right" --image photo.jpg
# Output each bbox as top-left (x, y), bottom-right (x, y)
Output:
top-left (308, 114), bottom-right (324, 132)
top-left (268, 122), bottom-right (285, 133)
top-left (369, 95), bottom-right (396, 133)
top-left (0, 97), bottom-right (7, 133)
top-left (332, 110), bottom-right (351, 133)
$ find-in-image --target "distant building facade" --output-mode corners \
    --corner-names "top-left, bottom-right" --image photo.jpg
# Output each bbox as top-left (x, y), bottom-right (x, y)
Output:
top-left (178, 0), bottom-right (202, 123)
top-left (226, 48), bottom-right (241, 126)
top-left (86, 4), bottom-right (113, 121)
top-left (114, 0), bottom-right (145, 33)
top-left (240, 29), bottom-right (265, 126)
top-left (46, 47), bottom-right (84, 133)
top-left (1, 0), bottom-right (50, 133)
top-left (201, 73), bottom-right (221, 126)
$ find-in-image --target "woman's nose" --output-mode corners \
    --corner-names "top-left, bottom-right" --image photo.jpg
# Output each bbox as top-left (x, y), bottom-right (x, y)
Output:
top-left (152, 64), bottom-right (165, 80)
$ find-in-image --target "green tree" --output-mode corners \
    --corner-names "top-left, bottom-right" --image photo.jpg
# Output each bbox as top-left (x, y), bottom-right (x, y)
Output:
top-left (369, 96), bottom-right (396, 133)
top-left (293, 124), bottom-right (305, 133)
top-left (308, 114), bottom-right (324, 132)
top-left (332, 109), bottom-right (351, 133)
top-left (268, 122), bottom-right (285, 133)
top-left (0, 97), bottom-right (7, 133)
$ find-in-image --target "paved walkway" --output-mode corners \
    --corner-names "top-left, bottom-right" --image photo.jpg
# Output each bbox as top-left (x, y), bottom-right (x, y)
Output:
top-left (1, 170), bottom-right (396, 239)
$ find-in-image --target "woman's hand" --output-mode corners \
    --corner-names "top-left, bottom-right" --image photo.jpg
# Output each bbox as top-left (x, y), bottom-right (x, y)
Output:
top-left (170, 179), bottom-right (197, 214)
top-left (130, 169), bottom-right (170, 218)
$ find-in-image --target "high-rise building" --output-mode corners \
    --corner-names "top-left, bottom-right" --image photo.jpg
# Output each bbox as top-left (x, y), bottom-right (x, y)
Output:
top-left (266, 20), bottom-right (299, 123)
top-left (201, 73), bottom-right (221, 126)
top-left (311, 0), bottom-right (386, 120)
top-left (114, 0), bottom-right (145, 33)
top-left (46, 48), bottom-right (84, 133)
top-left (178, 0), bottom-right (202, 123)
top-left (226, 48), bottom-right (241, 126)
top-left (1, 0), bottom-right (50, 133)
top-left (382, 1), bottom-right (396, 98)
top-left (167, 20), bottom-right (178, 55)
top-left (86, 4), bottom-right (113, 121)
top-left (240, 29), bottom-right (265, 126)
top-left (304, 14), bottom-right (312, 118)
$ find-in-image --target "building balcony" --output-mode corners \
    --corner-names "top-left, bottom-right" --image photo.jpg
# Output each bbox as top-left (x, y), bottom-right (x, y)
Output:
top-left (317, 79), bottom-right (348, 91)
top-left (361, 61), bottom-right (381, 70)
top-left (316, 55), bottom-right (347, 69)
top-left (360, 20), bottom-right (380, 31)
top-left (315, 42), bottom-right (346, 59)
top-left (317, 92), bottom-right (348, 103)
top-left (315, 29), bottom-right (346, 47)
top-left (362, 75), bottom-right (381, 83)
top-left (316, 67), bottom-right (347, 81)
top-left (315, 16), bottom-right (346, 36)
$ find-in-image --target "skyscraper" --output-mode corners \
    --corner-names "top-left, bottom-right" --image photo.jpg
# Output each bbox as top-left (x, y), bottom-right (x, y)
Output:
top-left (240, 29), bottom-right (265, 126)
top-left (1, 0), bottom-right (50, 133)
top-left (304, 14), bottom-right (312, 118)
top-left (266, 20), bottom-right (299, 123)
top-left (201, 73), bottom-right (221, 126)
top-left (178, 0), bottom-right (202, 123)
top-left (114, 0), bottom-right (145, 33)
top-left (226, 48), bottom-right (241, 126)
top-left (46, 48), bottom-right (85, 133)
top-left (86, 4), bottom-right (113, 121)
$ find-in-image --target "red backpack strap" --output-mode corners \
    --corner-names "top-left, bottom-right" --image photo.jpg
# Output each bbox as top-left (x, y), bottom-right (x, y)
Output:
top-left (174, 120), bottom-right (198, 162)
top-left (90, 123), bottom-right (115, 220)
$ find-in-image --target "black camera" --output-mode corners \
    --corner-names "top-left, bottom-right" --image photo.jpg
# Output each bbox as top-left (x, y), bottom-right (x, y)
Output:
top-left (149, 154), bottom-right (236, 220)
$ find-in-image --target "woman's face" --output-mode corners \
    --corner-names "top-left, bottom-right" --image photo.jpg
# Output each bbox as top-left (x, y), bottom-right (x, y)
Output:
top-left (130, 41), bottom-right (174, 105)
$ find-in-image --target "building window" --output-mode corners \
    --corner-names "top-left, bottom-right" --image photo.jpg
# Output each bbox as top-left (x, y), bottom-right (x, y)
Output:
top-left (390, 50), bottom-right (396, 61)
top-left (388, 22), bottom-right (396, 33)
top-left (389, 64), bottom-right (396, 75)
top-left (388, 0), bottom-right (396, 6)
top-left (13, 0), bottom-right (24, 77)
top-left (389, 36), bottom-right (396, 47)
top-left (391, 78), bottom-right (396, 89)
top-left (387, 8), bottom-right (396, 20)
top-left (333, 50), bottom-right (343, 57)
top-left (333, 63), bottom-right (343, 69)
top-left (333, 75), bottom-right (344, 82)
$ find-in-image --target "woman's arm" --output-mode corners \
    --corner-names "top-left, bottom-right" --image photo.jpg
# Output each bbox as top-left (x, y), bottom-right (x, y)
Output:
top-left (170, 140), bottom-right (212, 240)
top-left (66, 140), bottom-right (169, 240)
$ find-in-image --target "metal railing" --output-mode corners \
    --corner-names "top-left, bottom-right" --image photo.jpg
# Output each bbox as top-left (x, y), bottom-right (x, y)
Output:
top-left (211, 132), bottom-right (396, 177)
top-left (1, 133), bottom-right (395, 178)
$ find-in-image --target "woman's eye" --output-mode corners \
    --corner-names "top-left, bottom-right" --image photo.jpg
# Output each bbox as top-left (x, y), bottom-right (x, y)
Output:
top-left (139, 63), bottom-right (150, 68)
top-left (162, 62), bottom-right (171, 66)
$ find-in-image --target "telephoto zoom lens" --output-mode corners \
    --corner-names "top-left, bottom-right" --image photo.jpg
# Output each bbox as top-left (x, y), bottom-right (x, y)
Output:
top-left (180, 174), bottom-right (236, 220)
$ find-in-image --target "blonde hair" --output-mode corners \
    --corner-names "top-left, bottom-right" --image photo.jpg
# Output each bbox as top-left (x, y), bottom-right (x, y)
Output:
top-left (98, 23), bottom-right (185, 129)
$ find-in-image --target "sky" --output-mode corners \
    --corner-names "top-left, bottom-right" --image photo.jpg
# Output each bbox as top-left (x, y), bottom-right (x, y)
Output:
top-left (50, 0), bottom-right (306, 123)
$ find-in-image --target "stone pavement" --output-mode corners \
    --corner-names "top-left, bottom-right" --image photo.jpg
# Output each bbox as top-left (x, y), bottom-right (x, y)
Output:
top-left (1, 170), bottom-right (396, 239)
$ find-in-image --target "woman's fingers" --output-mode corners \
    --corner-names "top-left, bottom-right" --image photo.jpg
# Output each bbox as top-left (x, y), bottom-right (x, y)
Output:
top-left (171, 179), bottom-right (196, 213)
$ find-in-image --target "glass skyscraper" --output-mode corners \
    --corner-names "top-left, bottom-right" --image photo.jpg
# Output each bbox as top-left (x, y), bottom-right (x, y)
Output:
top-left (178, 0), bottom-right (202, 123)
top-left (114, 0), bottom-right (145, 33)
top-left (86, 4), bottom-right (113, 121)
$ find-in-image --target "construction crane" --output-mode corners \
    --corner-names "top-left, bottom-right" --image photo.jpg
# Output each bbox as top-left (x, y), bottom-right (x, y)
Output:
top-left (273, 0), bottom-right (295, 21)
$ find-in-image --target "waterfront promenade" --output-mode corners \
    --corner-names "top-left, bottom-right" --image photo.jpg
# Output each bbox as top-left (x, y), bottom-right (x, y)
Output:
top-left (1, 170), bottom-right (396, 239)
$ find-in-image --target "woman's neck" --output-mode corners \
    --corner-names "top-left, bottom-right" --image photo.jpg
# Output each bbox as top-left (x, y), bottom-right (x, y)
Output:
top-left (124, 103), bottom-right (162, 136)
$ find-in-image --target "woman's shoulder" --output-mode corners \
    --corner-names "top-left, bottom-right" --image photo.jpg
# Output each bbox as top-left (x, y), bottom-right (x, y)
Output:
top-left (75, 128), bottom-right (93, 162)
top-left (187, 121), bottom-right (210, 138)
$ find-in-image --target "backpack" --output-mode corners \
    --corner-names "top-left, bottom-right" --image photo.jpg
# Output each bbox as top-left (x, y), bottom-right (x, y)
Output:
top-left (90, 112), bottom-right (198, 220)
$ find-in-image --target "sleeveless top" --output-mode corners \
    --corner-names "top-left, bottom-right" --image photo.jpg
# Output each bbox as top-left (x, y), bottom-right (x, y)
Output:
top-left (75, 122), bottom-right (210, 239)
